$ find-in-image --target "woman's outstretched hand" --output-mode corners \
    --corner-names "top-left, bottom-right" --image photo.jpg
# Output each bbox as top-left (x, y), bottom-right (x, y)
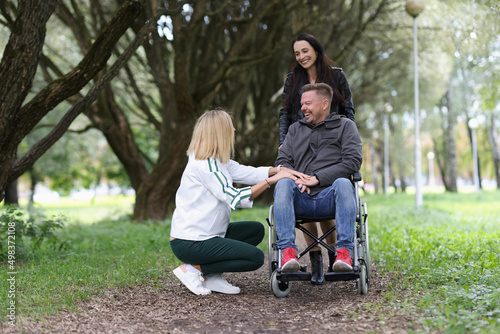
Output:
top-left (268, 167), bottom-right (310, 184)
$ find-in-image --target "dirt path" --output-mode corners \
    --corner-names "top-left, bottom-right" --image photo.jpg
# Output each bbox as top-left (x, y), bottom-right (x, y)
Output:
top-left (3, 253), bottom-right (422, 334)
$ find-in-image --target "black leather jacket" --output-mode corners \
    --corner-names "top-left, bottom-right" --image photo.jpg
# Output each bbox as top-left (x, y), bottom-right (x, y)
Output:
top-left (278, 68), bottom-right (355, 145)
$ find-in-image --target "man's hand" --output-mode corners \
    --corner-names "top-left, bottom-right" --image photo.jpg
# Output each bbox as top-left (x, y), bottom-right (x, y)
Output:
top-left (268, 168), bottom-right (310, 185)
top-left (296, 175), bottom-right (319, 194)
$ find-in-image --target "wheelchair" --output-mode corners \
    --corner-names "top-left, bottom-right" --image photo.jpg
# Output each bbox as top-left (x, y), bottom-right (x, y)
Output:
top-left (266, 172), bottom-right (370, 298)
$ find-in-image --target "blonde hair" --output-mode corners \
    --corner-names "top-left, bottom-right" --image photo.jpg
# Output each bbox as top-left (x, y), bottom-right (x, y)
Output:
top-left (187, 109), bottom-right (235, 163)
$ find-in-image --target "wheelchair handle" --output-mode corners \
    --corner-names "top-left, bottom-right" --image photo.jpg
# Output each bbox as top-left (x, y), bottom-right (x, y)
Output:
top-left (352, 171), bottom-right (362, 182)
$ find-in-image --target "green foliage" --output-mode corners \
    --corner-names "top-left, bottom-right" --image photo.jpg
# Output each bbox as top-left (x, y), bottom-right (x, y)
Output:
top-left (0, 206), bottom-right (66, 261)
top-left (0, 207), bottom-right (175, 320)
top-left (20, 195), bottom-right (135, 226)
top-left (367, 191), bottom-right (500, 333)
top-left (1, 191), bottom-right (499, 333)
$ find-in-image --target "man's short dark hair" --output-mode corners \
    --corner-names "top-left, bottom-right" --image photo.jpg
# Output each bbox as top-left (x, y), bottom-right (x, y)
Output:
top-left (302, 83), bottom-right (333, 104)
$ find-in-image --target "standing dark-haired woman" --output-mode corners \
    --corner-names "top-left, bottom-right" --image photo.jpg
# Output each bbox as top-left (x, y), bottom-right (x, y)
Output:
top-left (278, 33), bottom-right (356, 285)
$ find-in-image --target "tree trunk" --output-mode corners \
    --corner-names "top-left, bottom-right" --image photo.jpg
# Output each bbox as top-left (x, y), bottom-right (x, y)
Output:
top-left (132, 122), bottom-right (192, 221)
top-left (390, 167), bottom-right (399, 193)
top-left (369, 142), bottom-right (380, 194)
top-left (28, 169), bottom-right (39, 213)
top-left (399, 173), bottom-right (407, 192)
top-left (445, 89), bottom-right (458, 192)
top-left (375, 141), bottom-right (388, 194)
top-left (434, 88), bottom-right (458, 193)
top-left (399, 168), bottom-right (406, 193)
top-left (433, 137), bottom-right (449, 191)
top-left (487, 113), bottom-right (500, 189)
top-left (3, 181), bottom-right (18, 206)
top-left (0, 0), bottom-right (56, 201)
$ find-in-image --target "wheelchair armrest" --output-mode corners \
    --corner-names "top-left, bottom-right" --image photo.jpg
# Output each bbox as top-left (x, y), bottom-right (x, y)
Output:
top-left (352, 171), bottom-right (362, 182)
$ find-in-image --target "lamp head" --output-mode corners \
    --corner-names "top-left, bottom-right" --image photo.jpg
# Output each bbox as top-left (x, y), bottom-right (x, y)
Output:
top-left (405, 0), bottom-right (425, 17)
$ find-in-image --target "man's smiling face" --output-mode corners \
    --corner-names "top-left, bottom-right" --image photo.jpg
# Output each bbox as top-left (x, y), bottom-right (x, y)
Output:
top-left (301, 90), bottom-right (329, 125)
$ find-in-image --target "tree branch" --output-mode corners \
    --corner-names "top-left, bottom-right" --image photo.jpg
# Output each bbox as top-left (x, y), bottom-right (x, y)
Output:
top-left (194, 0), bottom-right (282, 101)
top-left (11, 0), bottom-right (145, 152)
top-left (0, 0), bottom-right (57, 151)
top-left (55, 0), bottom-right (92, 53)
top-left (10, 17), bottom-right (151, 182)
top-left (123, 64), bottom-right (162, 131)
top-left (0, 0), bottom-right (16, 28)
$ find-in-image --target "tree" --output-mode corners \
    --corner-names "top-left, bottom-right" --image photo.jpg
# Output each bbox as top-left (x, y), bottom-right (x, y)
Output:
top-left (52, 0), bottom-right (441, 215)
top-left (4, 0), bottom-right (495, 222)
top-left (439, 0), bottom-right (499, 188)
top-left (431, 88), bottom-right (458, 192)
top-left (33, 0), bottom-right (401, 221)
top-left (0, 0), bottom-right (147, 202)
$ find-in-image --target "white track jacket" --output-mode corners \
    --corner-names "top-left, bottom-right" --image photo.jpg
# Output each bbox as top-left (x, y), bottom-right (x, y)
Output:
top-left (170, 153), bottom-right (270, 241)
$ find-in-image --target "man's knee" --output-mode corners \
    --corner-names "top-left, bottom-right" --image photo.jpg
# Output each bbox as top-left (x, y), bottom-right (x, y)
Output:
top-left (332, 178), bottom-right (356, 207)
top-left (274, 178), bottom-right (295, 199)
top-left (333, 177), bottom-right (352, 189)
top-left (275, 178), bottom-right (295, 190)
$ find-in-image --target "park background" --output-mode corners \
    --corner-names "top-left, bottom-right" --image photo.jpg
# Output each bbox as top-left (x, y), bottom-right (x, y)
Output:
top-left (0, 0), bottom-right (499, 333)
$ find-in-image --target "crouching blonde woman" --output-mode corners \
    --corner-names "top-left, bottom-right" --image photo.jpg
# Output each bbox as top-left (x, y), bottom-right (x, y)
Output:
top-left (170, 109), bottom-right (308, 295)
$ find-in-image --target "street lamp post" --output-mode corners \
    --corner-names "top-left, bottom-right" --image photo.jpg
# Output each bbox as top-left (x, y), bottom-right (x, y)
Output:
top-left (405, 0), bottom-right (425, 208)
top-left (468, 118), bottom-right (480, 192)
top-left (384, 103), bottom-right (393, 196)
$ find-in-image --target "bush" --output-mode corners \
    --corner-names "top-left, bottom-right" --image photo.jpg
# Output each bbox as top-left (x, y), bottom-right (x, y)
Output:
top-left (0, 206), bottom-right (66, 260)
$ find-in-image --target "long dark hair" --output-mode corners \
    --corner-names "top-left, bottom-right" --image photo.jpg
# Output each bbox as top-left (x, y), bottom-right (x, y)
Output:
top-left (283, 33), bottom-right (345, 114)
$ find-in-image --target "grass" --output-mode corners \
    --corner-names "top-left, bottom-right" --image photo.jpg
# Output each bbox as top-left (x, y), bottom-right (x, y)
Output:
top-left (0, 215), bottom-right (176, 320)
top-left (1, 190), bottom-right (499, 333)
top-left (18, 195), bottom-right (135, 225)
top-left (366, 190), bottom-right (500, 333)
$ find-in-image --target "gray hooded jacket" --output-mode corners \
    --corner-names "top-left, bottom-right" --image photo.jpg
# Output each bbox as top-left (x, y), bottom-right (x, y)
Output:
top-left (275, 113), bottom-right (362, 196)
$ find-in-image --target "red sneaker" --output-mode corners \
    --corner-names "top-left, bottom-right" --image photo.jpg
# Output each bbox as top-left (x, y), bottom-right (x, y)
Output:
top-left (281, 247), bottom-right (300, 272)
top-left (333, 248), bottom-right (352, 272)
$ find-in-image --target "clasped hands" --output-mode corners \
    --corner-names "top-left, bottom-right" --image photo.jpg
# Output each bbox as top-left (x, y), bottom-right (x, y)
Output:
top-left (273, 167), bottom-right (317, 194)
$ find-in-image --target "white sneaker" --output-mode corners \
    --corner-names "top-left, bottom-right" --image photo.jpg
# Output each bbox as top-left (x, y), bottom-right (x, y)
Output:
top-left (203, 274), bottom-right (240, 294)
top-left (173, 264), bottom-right (211, 295)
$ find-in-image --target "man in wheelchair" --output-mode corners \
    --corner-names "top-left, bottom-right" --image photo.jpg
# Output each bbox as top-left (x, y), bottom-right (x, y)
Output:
top-left (274, 82), bottom-right (362, 273)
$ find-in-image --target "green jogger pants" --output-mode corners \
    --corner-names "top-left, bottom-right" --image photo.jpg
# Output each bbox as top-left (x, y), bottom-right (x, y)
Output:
top-left (170, 221), bottom-right (265, 276)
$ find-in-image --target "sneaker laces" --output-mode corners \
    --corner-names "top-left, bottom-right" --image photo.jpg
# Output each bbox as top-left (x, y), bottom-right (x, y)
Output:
top-left (283, 247), bottom-right (296, 258)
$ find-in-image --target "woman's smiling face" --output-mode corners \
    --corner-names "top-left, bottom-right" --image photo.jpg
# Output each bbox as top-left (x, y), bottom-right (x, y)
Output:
top-left (293, 40), bottom-right (318, 70)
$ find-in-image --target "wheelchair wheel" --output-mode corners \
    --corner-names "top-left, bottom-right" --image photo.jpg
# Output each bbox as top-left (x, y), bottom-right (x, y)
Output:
top-left (270, 259), bottom-right (278, 276)
top-left (270, 270), bottom-right (292, 298)
top-left (357, 264), bottom-right (368, 295)
top-left (267, 205), bottom-right (280, 278)
top-left (268, 238), bottom-right (279, 278)
top-left (362, 203), bottom-right (371, 281)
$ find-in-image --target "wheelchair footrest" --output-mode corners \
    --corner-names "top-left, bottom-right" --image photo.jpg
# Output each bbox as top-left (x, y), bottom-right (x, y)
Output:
top-left (324, 268), bottom-right (359, 282)
top-left (276, 271), bottom-right (311, 282)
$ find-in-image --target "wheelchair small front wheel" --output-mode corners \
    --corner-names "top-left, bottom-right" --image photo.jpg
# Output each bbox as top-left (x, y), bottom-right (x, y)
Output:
top-left (357, 264), bottom-right (368, 295)
top-left (270, 270), bottom-right (292, 298)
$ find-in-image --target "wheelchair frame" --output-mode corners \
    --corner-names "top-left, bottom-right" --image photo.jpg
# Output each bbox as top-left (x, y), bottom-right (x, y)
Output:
top-left (266, 172), bottom-right (370, 297)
